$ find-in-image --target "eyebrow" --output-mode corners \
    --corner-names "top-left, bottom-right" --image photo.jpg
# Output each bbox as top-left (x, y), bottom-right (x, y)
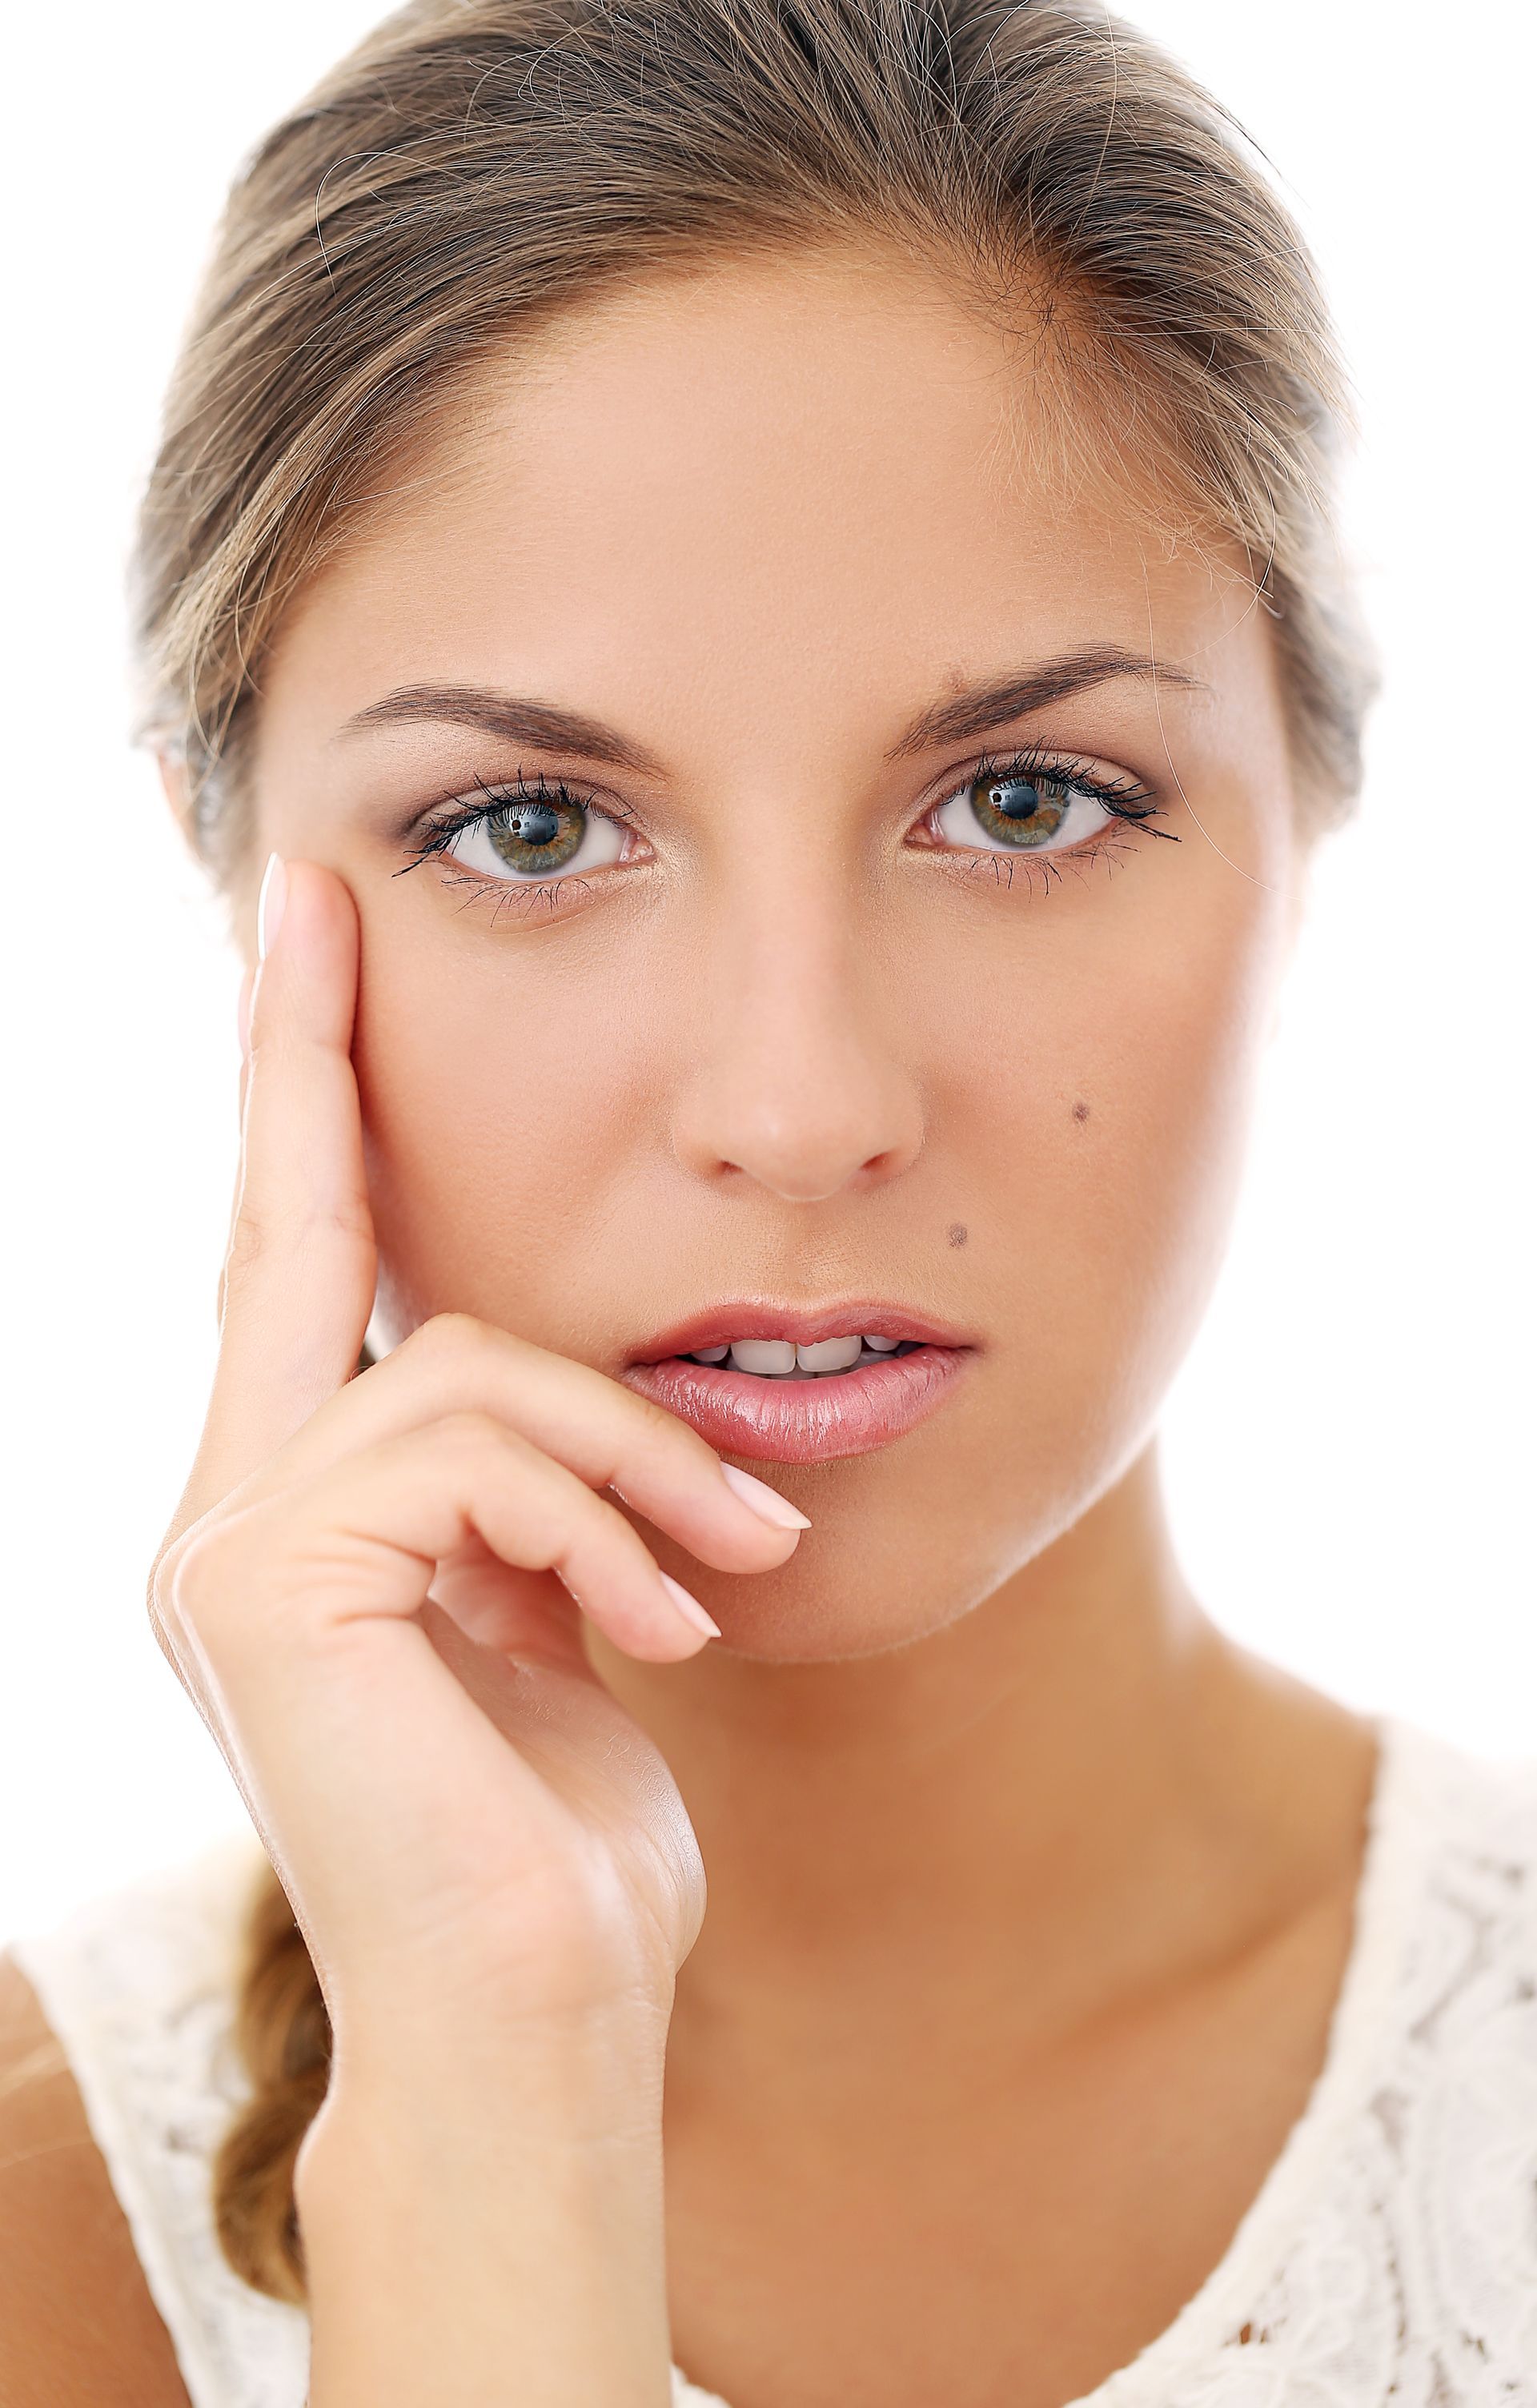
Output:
top-left (338, 684), bottom-right (663, 773)
top-left (884, 644), bottom-right (1205, 758)
top-left (337, 644), bottom-right (1204, 771)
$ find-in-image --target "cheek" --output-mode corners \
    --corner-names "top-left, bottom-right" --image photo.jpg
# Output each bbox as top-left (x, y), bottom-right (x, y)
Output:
top-left (353, 917), bottom-right (659, 1334)
top-left (951, 852), bottom-right (1285, 1489)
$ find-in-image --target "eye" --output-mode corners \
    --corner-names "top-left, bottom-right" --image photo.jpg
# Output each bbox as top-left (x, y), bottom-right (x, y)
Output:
top-left (932, 764), bottom-right (1115, 855)
top-left (444, 789), bottom-right (629, 882)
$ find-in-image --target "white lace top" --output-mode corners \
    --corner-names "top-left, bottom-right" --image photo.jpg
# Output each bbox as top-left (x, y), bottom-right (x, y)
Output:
top-left (10, 1717), bottom-right (1537, 2407)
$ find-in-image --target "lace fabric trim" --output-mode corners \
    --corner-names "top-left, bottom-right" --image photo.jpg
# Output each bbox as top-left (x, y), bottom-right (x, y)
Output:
top-left (10, 1720), bottom-right (1537, 2408)
top-left (12, 1832), bottom-right (308, 2407)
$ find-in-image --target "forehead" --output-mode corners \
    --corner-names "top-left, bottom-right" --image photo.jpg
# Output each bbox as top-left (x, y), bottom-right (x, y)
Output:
top-left (264, 247), bottom-right (1270, 755)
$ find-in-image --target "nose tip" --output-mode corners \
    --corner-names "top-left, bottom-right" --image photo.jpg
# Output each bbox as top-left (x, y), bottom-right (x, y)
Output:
top-left (669, 984), bottom-right (925, 1202)
top-left (674, 1080), bottom-right (923, 1201)
top-left (694, 1119), bottom-right (917, 1205)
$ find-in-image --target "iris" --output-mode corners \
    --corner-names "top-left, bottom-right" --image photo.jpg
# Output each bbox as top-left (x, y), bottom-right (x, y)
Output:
top-left (967, 772), bottom-right (1071, 848)
top-left (486, 797), bottom-right (588, 873)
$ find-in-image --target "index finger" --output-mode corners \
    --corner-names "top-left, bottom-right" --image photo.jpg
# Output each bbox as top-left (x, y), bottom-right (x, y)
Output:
top-left (183, 857), bottom-right (377, 1526)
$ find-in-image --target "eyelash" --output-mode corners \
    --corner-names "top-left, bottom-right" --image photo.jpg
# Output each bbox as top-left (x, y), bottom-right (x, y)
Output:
top-left (394, 748), bottom-right (1174, 920)
top-left (929, 745), bottom-right (1174, 898)
top-left (394, 770), bottom-right (639, 924)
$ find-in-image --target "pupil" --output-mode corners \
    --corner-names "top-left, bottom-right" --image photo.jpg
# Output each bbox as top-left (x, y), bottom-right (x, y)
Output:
top-left (485, 795), bottom-right (587, 874)
top-left (970, 770), bottom-right (1069, 849)
top-left (513, 803), bottom-right (561, 846)
top-left (991, 778), bottom-right (1041, 817)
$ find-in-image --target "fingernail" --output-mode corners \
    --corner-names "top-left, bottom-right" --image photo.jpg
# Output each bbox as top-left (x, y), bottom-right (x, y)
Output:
top-left (720, 1463), bottom-right (812, 1531)
top-left (257, 853), bottom-right (287, 961)
top-left (236, 967), bottom-right (253, 1061)
top-left (659, 1573), bottom-right (720, 1641)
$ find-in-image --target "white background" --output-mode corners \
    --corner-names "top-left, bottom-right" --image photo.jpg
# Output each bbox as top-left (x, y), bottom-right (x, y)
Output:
top-left (2, 2), bottom-right (1531, 1944)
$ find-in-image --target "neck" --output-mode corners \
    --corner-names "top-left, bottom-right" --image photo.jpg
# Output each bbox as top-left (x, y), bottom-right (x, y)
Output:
top-left (589, 1441), bottom-right (1373, 2068)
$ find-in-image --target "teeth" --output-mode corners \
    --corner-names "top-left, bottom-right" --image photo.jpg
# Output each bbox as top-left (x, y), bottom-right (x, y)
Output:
top-left (728, 1338), bottom-right (797, 1375)
top-left (797, 1334), bottom-right (863, 1373)
top-left (687, 1333), bottom-right (911, 1375)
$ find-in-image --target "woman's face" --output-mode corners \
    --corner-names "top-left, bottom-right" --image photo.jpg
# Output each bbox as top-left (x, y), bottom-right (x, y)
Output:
top-left (250, 246), bottom-right (1301, 1662)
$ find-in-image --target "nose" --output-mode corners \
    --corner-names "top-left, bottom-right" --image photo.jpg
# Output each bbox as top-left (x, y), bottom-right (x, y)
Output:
top-left (669, 873), bottom-right (925, 1203)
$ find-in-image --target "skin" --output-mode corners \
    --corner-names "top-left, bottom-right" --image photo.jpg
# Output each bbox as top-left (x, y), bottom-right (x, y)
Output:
top-left (256, 245), bottom-right (1301, 1658)
top-left (0, 243), bottom-right (1376, 2408)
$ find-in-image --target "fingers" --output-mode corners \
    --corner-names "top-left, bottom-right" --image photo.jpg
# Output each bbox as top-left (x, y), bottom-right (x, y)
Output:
top-left (159, 1414), bottom-right (721, 1721)
top-left (223, 1312), bottom-right (810, 1580)
top-left (176, 861), bottom-right (810, 1611)
top-left (216, 968), bottom-right (255, 1328)
top-left (152, 1419), bottom-right (703, 1977)
top-left (193, 859), bottom-right (378, 1519)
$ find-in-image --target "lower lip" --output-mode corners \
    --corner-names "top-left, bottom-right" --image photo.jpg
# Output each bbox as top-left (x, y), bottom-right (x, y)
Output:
top-left (621, 1345), bottom-right (971, 1463)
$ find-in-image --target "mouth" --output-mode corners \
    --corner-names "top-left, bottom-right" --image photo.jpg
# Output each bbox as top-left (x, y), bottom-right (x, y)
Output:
top-left (620, 1303), bottom-right (976, 1464)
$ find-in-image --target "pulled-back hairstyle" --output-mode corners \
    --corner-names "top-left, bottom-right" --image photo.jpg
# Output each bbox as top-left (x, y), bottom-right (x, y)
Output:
top-left (135, 0), bottom-right (1376, 2299)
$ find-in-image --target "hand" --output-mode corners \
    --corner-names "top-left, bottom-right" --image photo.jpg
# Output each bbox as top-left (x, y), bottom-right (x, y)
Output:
top-left (148, 858), bottom-right (806, 2088)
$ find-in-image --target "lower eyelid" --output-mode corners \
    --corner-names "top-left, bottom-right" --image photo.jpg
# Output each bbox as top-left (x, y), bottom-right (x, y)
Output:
top-left (434, 863), bottom-right (602, 922)
top-left (418, 776), bottom-right (1153, 907)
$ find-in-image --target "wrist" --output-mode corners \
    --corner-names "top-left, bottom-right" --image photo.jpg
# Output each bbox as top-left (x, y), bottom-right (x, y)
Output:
top-left (297, 2046), bottom-right (673, 2408)
top-left (301, 2004), bottom-right (672, 2205)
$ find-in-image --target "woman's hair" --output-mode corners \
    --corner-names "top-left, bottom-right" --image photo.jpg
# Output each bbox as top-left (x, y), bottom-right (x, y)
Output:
top-left (138, 0), bottom-right (1377, 2299)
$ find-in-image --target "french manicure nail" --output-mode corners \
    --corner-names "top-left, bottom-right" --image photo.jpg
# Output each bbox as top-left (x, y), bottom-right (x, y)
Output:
top-left (659, 1572), bottom-right (720, 1640)
top-left (257, 853), bottom-right (287, 961)
top-left (236, 967), bottom-right (253, 1061)
top-left (720, 1462), bottom-right (812, 1530)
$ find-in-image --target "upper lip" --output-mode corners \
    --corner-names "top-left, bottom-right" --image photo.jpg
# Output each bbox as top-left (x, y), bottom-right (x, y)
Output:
top-left (628, 1300), bottom-right (979, 1366)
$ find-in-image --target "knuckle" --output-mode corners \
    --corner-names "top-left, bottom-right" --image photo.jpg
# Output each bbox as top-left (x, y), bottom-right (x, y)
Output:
top-left (146, 1520), bottom-right (220, 1661)
top-left (226, 1194), bottom-right (371, 1290)
top-left (223, 1207), bottom-right (271, 1284)
top-left (157, 1510), bottom-right (300, 1684)
top-left (431, 1407), bottom-right (512, 1466)
top-left (145, 1548), bottom-right (179, 1661)
top-left (401, 1310), bottom-right (492, 1375)
top-left (312, 1191), bottom-right (374, 1251)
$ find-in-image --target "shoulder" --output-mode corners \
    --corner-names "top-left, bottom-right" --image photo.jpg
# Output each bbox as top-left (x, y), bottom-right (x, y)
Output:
top-left (1376, 1724), bottom-right (1537, 2153)
top-left (2, 1835), bottom-right (313, 2408)
top-left (1387, 1720), bottom-right (1537, 1990)
top-left (0, 1947), bottom-right (191, 2406)
top-left (1249, 1724), bottom-right (1537, 2390)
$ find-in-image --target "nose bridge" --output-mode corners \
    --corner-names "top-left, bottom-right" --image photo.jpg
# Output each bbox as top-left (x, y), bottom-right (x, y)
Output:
top-left (670, 845), bottom-right (924, 1203)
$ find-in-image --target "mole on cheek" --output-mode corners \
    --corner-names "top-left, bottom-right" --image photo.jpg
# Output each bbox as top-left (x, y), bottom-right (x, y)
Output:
top-left (947, 1222), bottom-right (968, 1248)
top-left (1072, 1101), bottom-right (1091, 1124)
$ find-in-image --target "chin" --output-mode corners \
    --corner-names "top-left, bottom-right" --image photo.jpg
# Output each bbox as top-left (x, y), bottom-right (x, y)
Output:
top-left (631, 1439), bottom-right (1141, 1669)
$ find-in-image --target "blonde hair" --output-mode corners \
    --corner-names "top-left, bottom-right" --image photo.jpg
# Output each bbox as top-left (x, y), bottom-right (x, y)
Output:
top-left (134, 0), bottom-right (1376, 2299)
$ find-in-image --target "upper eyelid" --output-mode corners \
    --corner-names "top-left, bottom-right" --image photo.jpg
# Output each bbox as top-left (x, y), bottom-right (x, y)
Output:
top-left (398, 742), bottom-right (1158, 897)
top-left (419, 743), bottom-right (1149, 826)
top-left (395, 774), bottom-right (636, 878)
top-left (961, 742), bottom-right (1146, 785)
top-left (426, 769), bottom-right (636, 827)
top-left (399, 732), bottom-right (1166, 905)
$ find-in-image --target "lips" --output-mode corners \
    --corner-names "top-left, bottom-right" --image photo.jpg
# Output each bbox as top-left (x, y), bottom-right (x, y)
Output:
top-left (621, 1302), bottom-right (976, 1464)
